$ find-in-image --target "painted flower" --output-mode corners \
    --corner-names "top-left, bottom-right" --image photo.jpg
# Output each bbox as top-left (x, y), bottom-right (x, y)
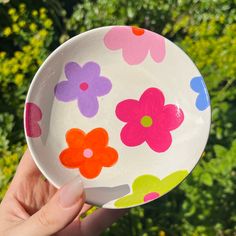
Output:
top-left (116, 88), bottom-right (184, 152)
top-left (25, 102), bottom-right (42, 138)
top-left (190, 76), bottom-right (210, 111)
top-left (104, 26), bottom-right (165, 65)
top-left (115, 170), bottom-right (188, 208)
top-left (54, 61), bottom-right (112, 117)
top-left (59, 128), bottom-right (118, 179)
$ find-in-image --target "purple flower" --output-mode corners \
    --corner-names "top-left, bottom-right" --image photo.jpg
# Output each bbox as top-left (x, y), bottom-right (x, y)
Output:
top-left (54, 61), bottom-right (112, 117)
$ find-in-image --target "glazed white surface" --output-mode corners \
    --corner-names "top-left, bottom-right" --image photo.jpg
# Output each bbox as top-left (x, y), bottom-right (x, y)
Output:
top-left (25, 26), bottom-right (211, 208)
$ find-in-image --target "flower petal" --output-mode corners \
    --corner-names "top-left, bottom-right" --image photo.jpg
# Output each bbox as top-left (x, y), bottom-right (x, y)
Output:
top-left (104, 27), bottom-right (131, 50)
top-left (159, 104), bottom-right (184, 131)
top-left (79, 160), bottom-right (102, 179)
top-left (85, 128), bottom-right (108, 149)
top-left (82, 62), bottom-right (101, 80)
top-left (120, 122), bottom-right (146, 146)
top-left (54, 81), bottom-right (79, 102)
top-left (89, 76), bottom-right (112, 97)
top-left (66, 128), bottom-right (85, 148)
top-left (122, 43), bottom-right (149, 65)
top-left (77, 94), bottom-right (99, 117)
top-left (116, 99), bottom-right (140, 122)
top-left (98, 147), bottom-right (118, 167)
top-left (146, 128), bottom-right (172, 152)
top-left (59, 148), bottom-right (84, 168)
top-left (149, 35), bottom-right (166, 63)
top-left (139, 88), bottom-right (165, 116)
top-left (25, 103), bottom-right (42, 138)
top-left (64, 62), bottom-right (83, 82)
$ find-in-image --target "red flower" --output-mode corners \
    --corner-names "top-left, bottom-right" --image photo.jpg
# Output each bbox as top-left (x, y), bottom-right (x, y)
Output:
top-left (59, 128), bottom-right (118, 179)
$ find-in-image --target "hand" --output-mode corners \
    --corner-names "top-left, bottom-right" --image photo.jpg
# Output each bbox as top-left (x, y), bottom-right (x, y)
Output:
top-left (0, 149), bottom-right (127, 236)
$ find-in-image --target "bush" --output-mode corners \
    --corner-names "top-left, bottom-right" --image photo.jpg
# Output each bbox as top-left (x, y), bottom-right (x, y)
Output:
top-left (0, 1), bottom-right (235, 235)
top-left (0, 3), bottom-right (54, 199)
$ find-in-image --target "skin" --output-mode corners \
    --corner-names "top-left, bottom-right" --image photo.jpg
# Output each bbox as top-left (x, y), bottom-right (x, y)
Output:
top-left (0, 149), bottom-right (127, 236)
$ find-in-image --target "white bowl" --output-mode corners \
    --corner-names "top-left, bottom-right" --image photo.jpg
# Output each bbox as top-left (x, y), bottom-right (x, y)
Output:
top-left (24, 26), bottom-right (211, 209)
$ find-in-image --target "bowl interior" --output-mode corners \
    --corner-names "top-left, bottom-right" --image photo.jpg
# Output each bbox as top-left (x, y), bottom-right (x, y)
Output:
top-left (25, 26), bottom-right (211, 208)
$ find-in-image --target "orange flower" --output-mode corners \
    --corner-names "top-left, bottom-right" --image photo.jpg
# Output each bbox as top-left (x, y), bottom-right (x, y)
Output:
top-left (59, 128), bottom-right (118, 179)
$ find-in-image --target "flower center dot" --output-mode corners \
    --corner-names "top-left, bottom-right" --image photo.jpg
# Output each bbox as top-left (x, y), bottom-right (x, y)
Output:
top-left (80, 82), bottom-right (89, 91)
top-left (144, 192), bottom-right (160, 202)
top-left (83, 148), bottom-right (93, 158)
top-left (131, 26), bottom-right (145, 36)
top-left (141, 115), bottom-right (153, 127)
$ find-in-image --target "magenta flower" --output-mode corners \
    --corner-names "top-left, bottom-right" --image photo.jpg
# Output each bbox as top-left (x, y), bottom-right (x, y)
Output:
top-left (115, 88), bottom-right (184, 153)
top-left (54, 61), bottom-right (112, 117)
top-left (25, 102), bottom-right (42, 138)
top-left (104, 26), bottom-right (166, 65)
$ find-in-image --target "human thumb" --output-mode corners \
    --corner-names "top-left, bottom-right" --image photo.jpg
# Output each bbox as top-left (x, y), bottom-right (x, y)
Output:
top-left (19, 176), bottom-right (84, 236)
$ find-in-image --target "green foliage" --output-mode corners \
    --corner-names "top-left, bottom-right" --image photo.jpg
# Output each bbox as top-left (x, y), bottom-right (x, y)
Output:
top-left (0, 146), bottom-right (25, 199)
top-left (0, 4), bottom-right (54, 199)
top-left (179, 19), bottom-right (236, 152)
top-left (0, 0), bottom-right (236, 235)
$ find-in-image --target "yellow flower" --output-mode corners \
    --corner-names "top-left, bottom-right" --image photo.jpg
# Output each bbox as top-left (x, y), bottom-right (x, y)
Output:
top-left (8, 8), bottom-right (16, 15)
top-left (3, 27), bottom-right (12, 37)
top-left (30, 37), bottom-right (42, 47)
top-left (19, 21), bottom-right (26, 27)
top-left (12, 64), bottom-right (19, 73)
top-left (15, 74), bottom-right (24, 85)
top-left (21, 57), bottom-right (31, 71)
top-left (22, 45), bottom-right (31, 52)
top-left (12, 154), bottom-right (19, 162)
top-left (37, 59), bottom-right (43, 65)
top-left (0, 52), bottom-right (6, 59)
top-left (3, 167), bottom-right (11, 176)
top-left (12, 14), bottom-right (19, 22)
top-left (159, 231), bottom-right (166, 236)
top-left (1, 63), bottom-right (10, 76)
top-left (44, 19), bottom-right (52, 29)
top-left (39, 8), bottom-right (46, 14)
top-left (40, 13), bottom-right (47, 20)
top-left (19, 3), bottom-right (26, 10)
top-left (39, 29), bottom-right (48, 37)
top-left (13, 24), bottom-right (20, 33)
top-left (32, 10), bottom-right (38, 17)
top-left (21, 61), bottom-right (29, 71)
top-left (14, 51), bottom-right (22, 59)
top-left (29, 23), bottom-right (37, 32)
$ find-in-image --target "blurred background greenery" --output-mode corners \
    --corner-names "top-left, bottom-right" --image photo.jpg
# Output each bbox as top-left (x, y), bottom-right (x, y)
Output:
top-left (0, 0), bottom-right (236, 235)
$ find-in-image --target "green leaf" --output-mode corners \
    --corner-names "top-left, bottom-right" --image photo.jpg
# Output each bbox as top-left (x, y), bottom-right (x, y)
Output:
top-left (200, 173), bottom-right (213, 186)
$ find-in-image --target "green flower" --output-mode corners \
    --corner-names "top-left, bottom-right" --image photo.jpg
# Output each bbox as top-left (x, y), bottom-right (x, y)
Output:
top-left (115, 170), bottom-right (188, 208)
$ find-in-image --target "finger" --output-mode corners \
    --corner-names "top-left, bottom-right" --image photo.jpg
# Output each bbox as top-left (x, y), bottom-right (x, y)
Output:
top-left (56, 204), bottom-right (92, 235)
top-left (59, 208), bottom-right (128, 236)
top-left (16, 176), bottom-right (84, 236)
top-left (79, 204), bottom-right (92, 217)
top-left (80, 208), bottom-right (128, 235)
top-left (7, 149), bottom-right (42, 192)
top-left (15, 149), bottom-right (41, 179)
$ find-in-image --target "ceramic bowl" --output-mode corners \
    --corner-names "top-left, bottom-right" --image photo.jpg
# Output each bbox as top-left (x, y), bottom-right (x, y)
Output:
top-left (24, 26), bottom-right (211, 209)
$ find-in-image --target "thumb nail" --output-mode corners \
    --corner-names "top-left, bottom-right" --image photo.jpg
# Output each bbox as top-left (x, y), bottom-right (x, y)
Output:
top-left (59, 176), bottom-right (84, 208)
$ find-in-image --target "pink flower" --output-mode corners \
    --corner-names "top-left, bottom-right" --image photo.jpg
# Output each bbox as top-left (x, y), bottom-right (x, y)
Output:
top-left (104, 26), bottom-right (166, 65)
top-left (115, 88), bottom-right (184, 153)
